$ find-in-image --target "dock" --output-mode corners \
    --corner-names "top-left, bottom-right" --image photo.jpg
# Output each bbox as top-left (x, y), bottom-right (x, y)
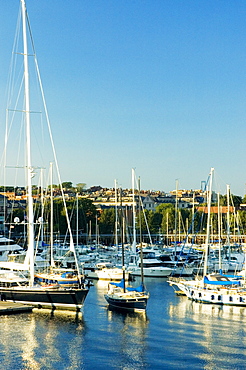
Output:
top-left (0, 301), bottom-right (34, 314)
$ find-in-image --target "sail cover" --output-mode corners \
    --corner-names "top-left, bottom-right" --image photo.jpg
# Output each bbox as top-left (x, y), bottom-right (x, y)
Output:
top-left (204, 275), bottom-right (241, 286)
top-left (109, 279), bottom-right (146, 292)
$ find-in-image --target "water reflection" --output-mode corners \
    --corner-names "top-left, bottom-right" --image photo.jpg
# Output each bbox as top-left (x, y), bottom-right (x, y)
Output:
top-left (169, 295), bottom-right (246, 321)
top-left (106, 308), bottom-right (149, 370)
top-left (56, 279), bottom-right (150, 370)
top-left (3, 278), bottom-right (246, 370)
top-left (34, 309), bottom-right (86, 370)
top-left (21, 313), bottom-right (41, 369)
top-left (0, 310), bottom-right (86, 370)
top-left (90, 280), bottom-right (150, 369)
top-left (168, 296), bottom-right (246, 370)
top-left (107, 306), bottom-right (149, 327)
top-left (33, 307), bottom-right (86, 326)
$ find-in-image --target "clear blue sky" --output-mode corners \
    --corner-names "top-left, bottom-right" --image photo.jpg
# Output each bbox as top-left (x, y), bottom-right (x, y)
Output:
top-left (0, 1), bottom-right (246, 195)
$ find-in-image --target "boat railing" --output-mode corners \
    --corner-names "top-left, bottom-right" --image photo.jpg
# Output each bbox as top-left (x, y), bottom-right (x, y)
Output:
top-left (168, 276), bottom-right (195, 283)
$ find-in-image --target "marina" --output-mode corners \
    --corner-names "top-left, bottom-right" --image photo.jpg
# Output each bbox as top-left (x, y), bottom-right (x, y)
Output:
top-left (0, 1), bottom-right (246, 368)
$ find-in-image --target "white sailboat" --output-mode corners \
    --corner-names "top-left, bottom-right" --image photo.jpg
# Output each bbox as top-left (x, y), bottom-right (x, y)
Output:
top-left (34, 164), bottom-right (83, 288)
top-left (128, 169), bottom-right (172, 278)
top-left (0, 236), bottom-right (24, 262)
top-left (84, 261), bottom-right (131, 281)
top-left (169, 168), bottom-right (246, 307)
top-left (0, 0), bottom-right (89, 311)
top-left (84, 181), bottom-right (131, 281)
top-left (128, 251), bottom-right (173, 277)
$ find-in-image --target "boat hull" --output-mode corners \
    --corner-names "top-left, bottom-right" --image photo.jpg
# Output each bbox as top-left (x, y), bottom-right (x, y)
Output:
top-left (169, 267), bottom-right (194, 276)
top-left (169, 279), bottom-right (246, 307)
top-left (34, 273), bottom-right (79, 288)
top-left (186, 287), bottom-right (246, 306)
top-left (105, 293), bottom-right (148, 311)
top-left (130, 267), bottom-right (172, 278)
top-left (0, 286), bottom-right (89, 311)
top-left (85, 269), bottom-right (131, 281)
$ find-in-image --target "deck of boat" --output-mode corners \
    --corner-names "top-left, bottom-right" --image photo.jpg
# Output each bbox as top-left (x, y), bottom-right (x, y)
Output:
top-left (0, 301), bottom-right (34, 314)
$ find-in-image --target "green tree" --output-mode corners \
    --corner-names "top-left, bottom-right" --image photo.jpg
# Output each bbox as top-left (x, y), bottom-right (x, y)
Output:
top-left (99, 208), bottom-right (115, 234)
top-left (62, 182), bottom-right (73, 190)
top-left (42, 197), bottom-right (97, 235)
top-left (136, 209), bottom-right (148, 234)
top-left (66, 198), bottom-right (97, 235)
top-left (145, 210), bottom-right (162, 234)
top-left (231, 195), bottom-right (242, 207)
top-left (238, 210), bottom-right (246, 234)
top-left (47, 184), bottom-right (58, 190)
top-left (76, 183), bottom-right (86, 193)
top-left (155, 204), bottom-right (175, 233)
top-left (219, 193), bottom-right (242, 207)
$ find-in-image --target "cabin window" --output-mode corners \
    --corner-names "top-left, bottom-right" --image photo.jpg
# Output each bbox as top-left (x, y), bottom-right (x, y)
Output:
top-left (240, 297), bottom-right (244, 303)
top-left (229, 296), bottom-right (233, 302)
top-left (211, 295), bottom-right (215, 300)
top-left (218, 295), bottom-right (222, 301)
top-left (198, 293), bottom-right (202, 298)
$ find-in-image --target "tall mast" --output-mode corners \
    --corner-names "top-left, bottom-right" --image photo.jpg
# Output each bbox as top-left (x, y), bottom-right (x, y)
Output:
top-left (76, 191), bottom-right (79, 248)
top-left (166, 212), bottom-right (169, 246)
top-left (114, 179), bottom-right (118, 248)
top-left (120, 188), bottom-right (126, 292)
top-left (40, 168), bottom-right (44, 246)
top-left (226, 184), bottom-right (231, 261)
top-left (138, 177), bottom-right (144, 286)
top-left (174, 179), bottom-right (178, 256)
top-left (21, 0), bottom-right (34, 285)
top-left (132, 168), bottom-right (137, 254)
top-left (203, 167), bottom-right (214, 277)
top-left (50, 162), bottom-right (55, 267)
top-left (218, 192), bottom-right (222, 271)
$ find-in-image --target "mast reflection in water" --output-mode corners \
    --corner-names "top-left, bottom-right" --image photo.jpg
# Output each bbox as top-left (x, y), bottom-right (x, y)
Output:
top-left (0, 311), bottom-right (85, 370)
top-left (1, 279), bottom-right (246, 369)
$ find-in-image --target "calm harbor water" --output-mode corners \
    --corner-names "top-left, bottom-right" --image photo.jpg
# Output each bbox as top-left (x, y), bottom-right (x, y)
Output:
top-left (1, 278), bottom-right (246, 370)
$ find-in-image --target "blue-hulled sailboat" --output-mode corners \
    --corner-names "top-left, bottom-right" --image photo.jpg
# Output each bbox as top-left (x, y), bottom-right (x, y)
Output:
top-left (105, 181), bottom-right (149, 312)
top-left (105, 278), bottom-right (149, 311)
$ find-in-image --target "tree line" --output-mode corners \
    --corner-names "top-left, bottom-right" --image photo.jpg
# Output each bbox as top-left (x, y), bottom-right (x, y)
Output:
top-left (9, 193), bottom-right (246, 243)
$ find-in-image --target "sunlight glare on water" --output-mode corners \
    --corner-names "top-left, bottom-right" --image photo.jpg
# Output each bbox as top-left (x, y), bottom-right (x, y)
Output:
top-left (0, 280), bottom-right (246, 369)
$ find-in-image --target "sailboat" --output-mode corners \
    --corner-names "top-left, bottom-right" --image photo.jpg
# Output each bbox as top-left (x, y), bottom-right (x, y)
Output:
top-left (104, 180), bottom-right (149, 312)
top-left (0, 0), bottom-right (89, 311)
top-left (34, 164), bottom-right (82, 288)
top-left (169, 168), bottom-right (246, 307)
